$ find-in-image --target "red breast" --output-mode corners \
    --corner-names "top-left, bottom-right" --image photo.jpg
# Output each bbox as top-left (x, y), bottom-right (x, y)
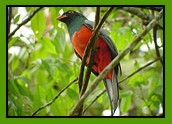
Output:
top-left (72, 24), bottom-right (112, 79)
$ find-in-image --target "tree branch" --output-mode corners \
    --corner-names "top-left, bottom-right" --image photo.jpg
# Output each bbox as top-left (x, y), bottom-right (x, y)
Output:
top-left (138, 7), bottom-right (163, 12)
top-left (83, 90), bottom-right (106, 114)
top-left (74, 7), bottom-right (114, 116)
top-left (8, 7), bottom-right (43, 39)
top-left (119, 7), bottom-right (163, 29)
top-left (153, 26), bottom-right (163, 66)
top-left (80, 7), bottom-right (100, 97)
top-left (83, 56), bottom-right (162, 112)
top-left (119, 56), bottom-right (163, 84)
top-left (121, 7), bottom-right (152, 21)
top-left (77, 7), bottom-right (100, 116)
top-left (77, 7), bottom-right (114, 93)
top-left (31, 77), bottom-right (78, 116)
top-left (69, 10), bottom-right (163, 116)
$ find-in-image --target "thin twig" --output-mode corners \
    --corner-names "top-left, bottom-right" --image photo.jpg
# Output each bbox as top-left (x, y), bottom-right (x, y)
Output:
top-left (138, 7), bottom-right (163, 12)
top-left (153, 26), bottom-right (163, 66)
top-left (77, 7), bottom-right (114, 93)
top-left (69, 10), bottom-right (163, 116)
top-left (119, 7), bottom-right (162, 28)
top-left (83, 90), bottom-right (106, 113)
top-left (80, 7), bottom-right (100, 96)
top-left (120, 7), bottom-right (163, 29)
top-left (31, 77), bottom-right (78, 116)
top-left (119, 56), bottom-right (163, 84)
top-left (8, 7), bottom-right (43, 39)
top-left (83, 57), bottom-right (162, 112)
top-left (139, 85), bottom-right (154, 115)
top-left (75, 7), bottom-right (114, 116)
top-left (121, 7), bottom-right (152, 21)
top-left (77, 7), bottom-right (100, 116)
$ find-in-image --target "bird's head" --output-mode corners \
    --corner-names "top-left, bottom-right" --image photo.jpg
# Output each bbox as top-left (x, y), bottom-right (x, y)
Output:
top-left (56, 10), bottom-right (87, 39)
top-left (56, 10), bottom-right (87, 25)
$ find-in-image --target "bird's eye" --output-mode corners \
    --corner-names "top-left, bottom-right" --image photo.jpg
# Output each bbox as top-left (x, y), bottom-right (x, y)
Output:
top-left (68, 10), bottom-right (75, 14)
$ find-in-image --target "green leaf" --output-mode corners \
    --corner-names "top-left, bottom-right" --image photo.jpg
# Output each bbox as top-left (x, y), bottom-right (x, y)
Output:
top-left (134, 60), bottom-right (140, 70)
top-left (14, 14), bottom-right (20, 24)
top-left (42, 37), bottom-right (57, 55)
top-left (120, 95), bottom-right (131, 113)
top-left (41, 59), bottom-right (51, 73)
top-left (9, 78), bottom-right (30, 98)
top-left (38, 85), bottom-right (46, 100)
top-left (35, 69), bottom-right (48, 86)
top-left (11, 55), bottom-right (19, 71)
top-left (29, 38), bottom-right (58, 64)
top-left (49, 7), bottom-right (60, 28)
top-left (8, 79), bottom-right (20, 97)
top-left (16, 79), bottom-right (33, 99)
top-left (128, 74), bottom-right (145, 87)
top-left (158, 30), bottom-right (163, 45)
top-left (148, 73), bottom-right (162, 99)
top-left (8, 37), bottom-right (19, 49)
top-left (120, 90), bottom-right (133, 113)
top-left (120, 90), bottom-right (133, 98)
top-left (31, 10), bottom-right (46, 40)
top-left (67, 88), bottom-right (78, 100)
top-left (54, 27), bottom-right (66, 52)
top-left (159, 17), bottom-right (163, 28)
top-left (19, 76), bottom-right (30, 84)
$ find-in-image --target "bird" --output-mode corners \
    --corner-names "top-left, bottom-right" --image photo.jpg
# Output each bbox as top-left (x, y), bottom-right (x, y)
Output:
top-left (56, 10), bottom-right (121, 115)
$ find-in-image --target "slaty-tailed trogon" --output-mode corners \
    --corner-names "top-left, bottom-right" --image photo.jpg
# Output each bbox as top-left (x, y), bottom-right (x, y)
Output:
top-left (56, 10), bottom-right (121, 115)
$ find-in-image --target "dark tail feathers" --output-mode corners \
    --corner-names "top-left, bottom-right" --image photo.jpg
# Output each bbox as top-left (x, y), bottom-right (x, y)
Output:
top-left (103, 70), bottom-right (119, 116)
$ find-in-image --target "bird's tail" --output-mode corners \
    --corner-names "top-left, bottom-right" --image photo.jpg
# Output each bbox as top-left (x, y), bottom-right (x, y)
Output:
top-left (103, 70), bottom-right (119, 116)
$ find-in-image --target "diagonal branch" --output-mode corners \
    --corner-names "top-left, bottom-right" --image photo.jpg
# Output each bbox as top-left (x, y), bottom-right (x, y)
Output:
top-left (119, 56), bottom-right (163, 83)
top-left (119, 7), bottom-right (152, 24)
top-left (80, 7), bottom-right (100, 97)
top-left (83, 90), bottom-right (106, 113)
top-left (77, 7), bottom-right (114, 92)
top-left (75, 7), bottom-right (114, 116)
top-left (76, 7), bottom-right (114, 116)
top-left (8, 7), bottom-right (43, 39)
top-left (83, 56), bottom-right (163, 113)
top-left (138, 7), bottom-right (163, 12)
top-left (31, 77), bottom-right (78, 116)
top-left (77, 7), bottom-right (100, 116)
top-left (69, 9), bottom-right (163, 116)
top-left (77, 7), bottom-right (101, 116)
top-left (119, 7), bottom-right (163, 29)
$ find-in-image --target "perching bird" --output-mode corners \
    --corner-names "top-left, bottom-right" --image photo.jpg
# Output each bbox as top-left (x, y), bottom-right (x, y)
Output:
top-left (56, 10), bottom-right (121, 115)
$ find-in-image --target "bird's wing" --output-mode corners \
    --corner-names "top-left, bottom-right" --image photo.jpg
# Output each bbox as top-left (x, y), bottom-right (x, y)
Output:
top-left (83, 20), bottom-right (121, 74)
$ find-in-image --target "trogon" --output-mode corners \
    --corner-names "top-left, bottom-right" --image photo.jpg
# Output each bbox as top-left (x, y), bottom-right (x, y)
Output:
top-left (56, 10), bottom-right (121, 115)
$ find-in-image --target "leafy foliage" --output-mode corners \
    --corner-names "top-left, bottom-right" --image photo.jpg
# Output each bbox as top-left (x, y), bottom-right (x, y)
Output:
top-left (8, 7), bottom-right (163, 116)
